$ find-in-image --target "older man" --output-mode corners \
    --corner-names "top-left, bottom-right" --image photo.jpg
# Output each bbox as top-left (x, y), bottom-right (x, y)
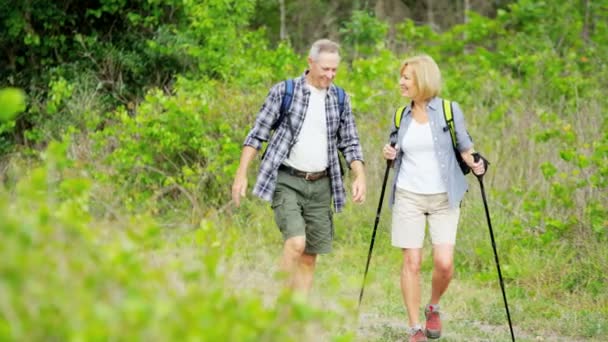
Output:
top-left (232, 39), bottom-right (366, 296)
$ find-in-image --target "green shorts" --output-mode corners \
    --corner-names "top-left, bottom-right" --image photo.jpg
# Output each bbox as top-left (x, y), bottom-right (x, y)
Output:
top-left (271, 170), bottom-right (334, 254)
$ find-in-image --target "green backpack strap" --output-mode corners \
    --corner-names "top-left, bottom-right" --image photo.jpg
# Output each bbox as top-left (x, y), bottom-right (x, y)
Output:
top-left (394, 106), bottom-right (407, 129)
top-left (442, 99), bottom-right (472, 174)
top-left (442, 99), bottom-right (457, 149)
top-left (394, 102), bottom-right (455, 143)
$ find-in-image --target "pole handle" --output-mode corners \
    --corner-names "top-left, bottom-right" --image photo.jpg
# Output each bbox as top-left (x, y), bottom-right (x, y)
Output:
top-left (472, 152), bottom-right (490, 179)
top-left (386, 142), bottom-right (396, 167)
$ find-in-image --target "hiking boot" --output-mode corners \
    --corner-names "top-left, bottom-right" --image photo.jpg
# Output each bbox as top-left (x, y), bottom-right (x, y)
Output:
top-left (409, 327), bottom-right (428, 342)
top-left (425, 304), bottom-right (441, 339)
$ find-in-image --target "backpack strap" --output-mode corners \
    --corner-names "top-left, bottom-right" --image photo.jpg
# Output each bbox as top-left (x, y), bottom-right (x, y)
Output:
top-left (336, 86), bottom-right (345, 114)
top-left (442, 99), bottom-right (458, 149)
top-left (442, 99), bottom-right (473, 174)
top-left (271, 79), bottom-right (295, 131)
top-left (334, 86), bottom-right (347, 175)
top-left (394, 106), bottom-right (407, 129)
top-left (271, 81), bottom-right (347, 133)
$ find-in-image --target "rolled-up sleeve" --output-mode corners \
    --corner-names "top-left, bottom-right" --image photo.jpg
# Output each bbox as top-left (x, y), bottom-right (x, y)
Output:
top-left (451, 101), bottom-right (474, 152)
top-left (243, 83), bottom-right (283, 150)
top-left (336, 94), bottom-right (364, 165)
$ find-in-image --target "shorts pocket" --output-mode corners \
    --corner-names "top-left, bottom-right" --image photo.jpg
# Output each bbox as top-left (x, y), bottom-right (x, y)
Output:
top-left (271, 188), bottom-right (286, 232)
top-left (271, 193), bottom-right (284, 209)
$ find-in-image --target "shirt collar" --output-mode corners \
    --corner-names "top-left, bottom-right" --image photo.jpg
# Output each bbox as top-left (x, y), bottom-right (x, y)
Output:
top-left (427, 97), bottom-right (441, 111)
top-left (404, 96), bottom-right (440, 116)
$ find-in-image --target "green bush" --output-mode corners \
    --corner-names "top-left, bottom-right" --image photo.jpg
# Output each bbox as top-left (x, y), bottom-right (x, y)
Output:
top-left (0, 139), bottom-right (339, 341)
top-left (90, 79), bottom-right (243, 215)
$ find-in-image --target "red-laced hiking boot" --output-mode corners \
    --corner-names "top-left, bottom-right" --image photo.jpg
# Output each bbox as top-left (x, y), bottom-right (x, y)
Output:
top-left (424, 304), bottom-right (442, 339)
top-left (409, 328), bottom-right (428, 342)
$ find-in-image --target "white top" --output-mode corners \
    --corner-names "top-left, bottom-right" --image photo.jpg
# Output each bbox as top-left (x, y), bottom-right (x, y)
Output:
top-left (396, 120), bottom-right (446, 194)
top-left (283, 84), bottom-right (329, 172)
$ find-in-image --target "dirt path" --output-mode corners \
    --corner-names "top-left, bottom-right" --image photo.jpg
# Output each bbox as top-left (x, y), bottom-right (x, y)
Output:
top-left (224, 245), bottom-right (598, 342)
top-left (357, 311), bottom-right (521, 341)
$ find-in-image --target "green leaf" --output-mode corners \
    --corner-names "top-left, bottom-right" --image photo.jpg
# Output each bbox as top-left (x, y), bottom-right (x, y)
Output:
top-left (0, 88), bottom-right (26, 121)
top-left (540, 162), bottom-right (557, 179)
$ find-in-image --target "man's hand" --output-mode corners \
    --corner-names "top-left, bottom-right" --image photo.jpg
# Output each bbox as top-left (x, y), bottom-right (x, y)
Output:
top-left (352, 176), bottom-right (366, 203)
top-left (231, 146), bottom-right (257, 207)
top-left (231, 175), bottom-right (247, 207)
top-left (350, 160), bottom-right (366, 204)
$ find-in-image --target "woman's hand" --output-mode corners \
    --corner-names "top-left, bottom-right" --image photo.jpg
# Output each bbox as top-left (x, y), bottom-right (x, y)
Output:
top-left (471, 158), bottom-right (485, 176)
top-left (461, 149), bottom-right (486, 176)
top-left (383, 144), bottom-right (397, 160)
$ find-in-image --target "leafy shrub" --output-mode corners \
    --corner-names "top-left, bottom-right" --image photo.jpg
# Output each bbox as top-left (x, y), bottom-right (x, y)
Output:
top-left (0, 139), bottom-right (338, 341)
top-left (340, 11), bottom-right (389, 60)
top-left (0, 87), bottom-right (26, 151)
top-left (90, 79), bottom-right (243, 216)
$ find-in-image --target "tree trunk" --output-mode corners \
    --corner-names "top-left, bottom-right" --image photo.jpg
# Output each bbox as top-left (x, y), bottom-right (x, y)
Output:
top-left (375, 0), bottom-right (386, 19)
top-left (427, 0), bottom-right (435, 30)
top-left (279, 0), bottom-right (287, 41)
top-left (463, 0), bottom-right (470, 54)
top-left (581, 0), bottom-right (590, 43)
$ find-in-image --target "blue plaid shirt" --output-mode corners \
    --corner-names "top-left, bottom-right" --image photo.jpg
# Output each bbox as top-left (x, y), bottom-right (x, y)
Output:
top-left (243, 72), bottom-right (364, 212)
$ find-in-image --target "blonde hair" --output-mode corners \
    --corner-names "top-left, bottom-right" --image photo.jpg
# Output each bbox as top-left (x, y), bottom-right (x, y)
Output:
top-left (400, 55), bottom-right (442, 100)
top-left (309, 39), bottom-right (340, 61)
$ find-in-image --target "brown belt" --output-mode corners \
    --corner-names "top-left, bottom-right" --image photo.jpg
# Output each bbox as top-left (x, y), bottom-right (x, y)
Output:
top-left (279, 164), bottom-right (328, 181)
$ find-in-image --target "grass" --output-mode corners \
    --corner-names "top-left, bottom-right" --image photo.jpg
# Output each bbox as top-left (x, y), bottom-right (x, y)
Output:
top-left (218, 154), bottom-right (607, 341)
top-left (1, 129), bottom-right (605, 341)
top-left (224, 222), bottom-right (607, 341)
top-left (2, 40), bottom-right (606, 340)
top-left (3, 112), bottom-right (603, 340)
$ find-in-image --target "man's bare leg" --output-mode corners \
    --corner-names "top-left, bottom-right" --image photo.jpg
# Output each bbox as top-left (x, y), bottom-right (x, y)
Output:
top-left (293, 252), bottom-right (317, 294)
top-left (279, 236), bottom-right (317, 296)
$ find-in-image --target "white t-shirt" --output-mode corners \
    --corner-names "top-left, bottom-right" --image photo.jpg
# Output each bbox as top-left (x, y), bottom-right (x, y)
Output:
top-left (396, 120), bottom-right (446, 194)
top-left (283, 84), bottom-right (329, 172)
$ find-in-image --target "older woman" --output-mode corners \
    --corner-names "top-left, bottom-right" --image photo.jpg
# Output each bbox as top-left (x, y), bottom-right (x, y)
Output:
top-left (382, 55), bottom-right (485, 341)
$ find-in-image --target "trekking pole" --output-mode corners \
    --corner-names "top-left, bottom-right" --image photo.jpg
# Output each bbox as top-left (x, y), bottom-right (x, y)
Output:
top-left (473, 153), bottom-right (515, 342)
top-left (358, 143), bottom-right (395, 310)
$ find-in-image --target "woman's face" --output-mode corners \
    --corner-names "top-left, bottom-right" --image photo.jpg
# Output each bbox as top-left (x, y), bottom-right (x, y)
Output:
top-left (399, 65), bottom-right (417, 99)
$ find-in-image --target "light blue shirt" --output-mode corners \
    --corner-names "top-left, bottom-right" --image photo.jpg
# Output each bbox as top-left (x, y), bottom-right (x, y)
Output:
top-left (388, 97), bottom-right (474, 208)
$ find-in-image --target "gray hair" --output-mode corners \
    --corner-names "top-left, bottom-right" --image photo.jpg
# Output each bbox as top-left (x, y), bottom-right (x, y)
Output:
top-left (309, 39), bottom-right (340, 61)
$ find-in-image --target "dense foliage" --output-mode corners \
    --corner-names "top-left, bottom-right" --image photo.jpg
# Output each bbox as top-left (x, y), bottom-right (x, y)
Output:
top-left (1, 0), bottom-right (606, 339)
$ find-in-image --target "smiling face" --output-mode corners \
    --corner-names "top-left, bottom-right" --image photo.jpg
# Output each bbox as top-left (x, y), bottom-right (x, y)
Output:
top-left (307, 52), bottom-right (340, 89)
top-left (399, 65), bottom-right (419, 100)
top-left (398, 55), bottom-right (442, 102)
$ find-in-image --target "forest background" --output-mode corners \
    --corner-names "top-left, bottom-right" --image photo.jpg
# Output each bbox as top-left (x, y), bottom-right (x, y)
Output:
top-left (0, 0), bottom-right (606, 340)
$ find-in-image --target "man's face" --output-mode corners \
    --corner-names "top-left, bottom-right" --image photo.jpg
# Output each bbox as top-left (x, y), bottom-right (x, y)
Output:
top-left (307, 52), bottom-right (340, 89)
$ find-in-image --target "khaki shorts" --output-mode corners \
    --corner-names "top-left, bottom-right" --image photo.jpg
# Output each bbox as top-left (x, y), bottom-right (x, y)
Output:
top-left (391, 188), bottom-right (460, 248)
top-left (271, 170), bottom-right (333, 254)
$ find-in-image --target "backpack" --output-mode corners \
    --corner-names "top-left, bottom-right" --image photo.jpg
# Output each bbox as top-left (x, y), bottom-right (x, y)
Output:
top-left (271, 79), bottom-right (346, 131)
top-left (393, 99), bottom-right (471, 175)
